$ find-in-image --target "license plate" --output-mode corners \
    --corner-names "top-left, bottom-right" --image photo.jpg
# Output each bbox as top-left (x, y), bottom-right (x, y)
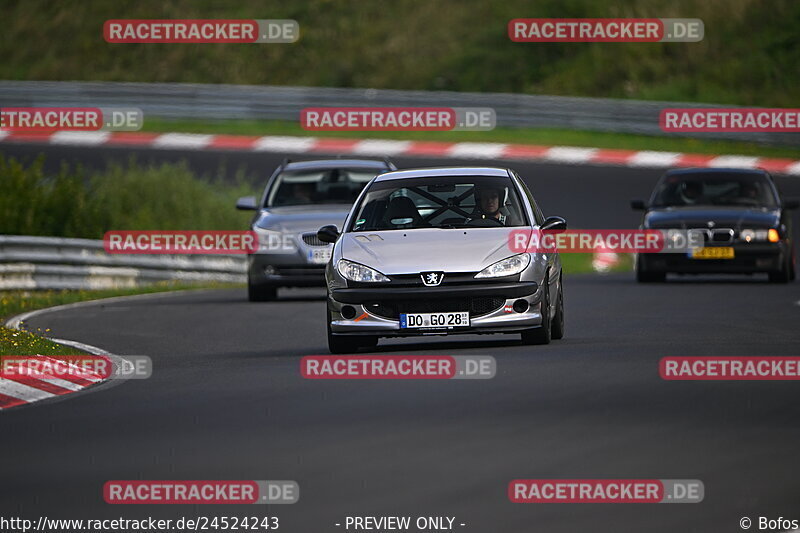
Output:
top-left (308, 248), bottom-right (332, 264)
top-left (689, 247), bottom-right (735, 259)
top-left (399, 312), bottom-right (470, 330)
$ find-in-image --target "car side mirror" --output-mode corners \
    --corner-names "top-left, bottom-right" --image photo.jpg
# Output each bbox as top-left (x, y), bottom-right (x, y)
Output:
top-left (541, 216), bottom-right (567, 231)
top-left (317, 225), bottom-right (340, 244)
top-left (630, 199), bottom-right (647, 210)
top-left (783, 199), bottom-right (799, 210)
top-left (236, 196), bottom-right (258, 210)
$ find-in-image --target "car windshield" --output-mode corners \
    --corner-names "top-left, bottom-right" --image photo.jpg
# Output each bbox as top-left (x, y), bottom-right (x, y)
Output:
top-left (650, 173), bottom-right (779, 208)
top-left (267, 167), bottom-right (382, 207)
top-left (348, 175), bottom-right (528, 231)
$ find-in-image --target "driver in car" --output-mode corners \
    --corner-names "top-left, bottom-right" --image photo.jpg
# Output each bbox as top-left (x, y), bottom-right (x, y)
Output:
top-left (679, 181), bottom-right (702, 205)
top-left (470, 185), bottom-right (507, 225)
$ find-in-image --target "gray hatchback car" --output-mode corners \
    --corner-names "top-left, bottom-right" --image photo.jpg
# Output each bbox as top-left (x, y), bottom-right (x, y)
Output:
top-left (317, 167), bottom-right (566, 353)
top-left (237, 158), bottom-right (396, 301)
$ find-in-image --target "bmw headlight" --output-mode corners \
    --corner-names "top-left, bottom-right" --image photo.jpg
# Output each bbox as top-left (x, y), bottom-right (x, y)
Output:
top-left (739, 229), bottom-right (779, 243)
top-left (475, 254), bottom-right (531, 278)
top-left (336, 259), bottom-right (390, 283)
top-left (253, 227), bottom-right (297, 253)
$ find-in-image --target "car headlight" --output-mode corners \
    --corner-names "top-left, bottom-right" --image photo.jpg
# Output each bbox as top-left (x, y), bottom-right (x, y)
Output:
top-left (336, 259), bottom-right (390, 283)
top-left (739, 229), bottom-right (780, 243)
top-left (474, 254), bottom-right (531, 278)
top-left (253, 227), bottom-right (297, 253)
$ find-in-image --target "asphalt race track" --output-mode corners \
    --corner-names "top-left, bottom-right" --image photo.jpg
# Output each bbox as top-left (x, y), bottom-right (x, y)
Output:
top-left (2, 142), bottom-right (800, 532)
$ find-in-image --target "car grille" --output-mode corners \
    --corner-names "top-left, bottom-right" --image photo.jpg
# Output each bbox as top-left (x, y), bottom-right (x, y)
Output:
top-left (302, 233), bottom-right (327, 247)
top-left (688, 228), bottom-right (735, 243)
top-left (365, 297), bottom-right (506, 320)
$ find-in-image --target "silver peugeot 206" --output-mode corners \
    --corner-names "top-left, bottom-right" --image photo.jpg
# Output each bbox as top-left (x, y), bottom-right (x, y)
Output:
top-left (317, 167), bottom-right (567, 353)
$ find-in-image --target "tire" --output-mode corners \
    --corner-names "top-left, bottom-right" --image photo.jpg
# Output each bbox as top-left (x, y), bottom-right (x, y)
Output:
top-left (636, 257), bottom-right (666, 283)
top-left (521, 275), bottom-right (551, 345)
top-left (768, 255), bottom-right (792, 284)
top-left (359, 335), bottom-right (379, 351)
top-left (248, 281), bottom-right (277, 301)
top-left (326, 308), bottom-right (369, 354)
top-left (550, 280), bottom-right (565, 340)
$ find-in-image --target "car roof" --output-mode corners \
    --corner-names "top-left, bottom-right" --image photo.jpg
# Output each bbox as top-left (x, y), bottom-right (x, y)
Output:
top-left (283, 159), bottom-right (392, 171)
top-left (374, 167), bottom-right (511, 182)
top-left (664, 167), bottom-right (771, 178)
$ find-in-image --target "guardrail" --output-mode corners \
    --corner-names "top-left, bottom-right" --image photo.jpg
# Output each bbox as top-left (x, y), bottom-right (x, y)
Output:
top-left (0, 80), bottom-right (796, 146)
top-left (0, 235), bottom-right (246, 290)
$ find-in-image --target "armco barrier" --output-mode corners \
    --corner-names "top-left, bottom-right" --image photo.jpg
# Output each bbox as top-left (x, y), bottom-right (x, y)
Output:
top-left (0, 81), bottom-right (797, 146)
top-left (0, 235), bottom-right (246, 290)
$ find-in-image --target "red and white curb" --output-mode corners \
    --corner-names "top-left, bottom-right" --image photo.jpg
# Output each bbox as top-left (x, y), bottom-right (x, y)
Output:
top-left (2, 298), bottom-right (115, 410)
top-left (0, 351), bottom-right (108, 410)
top-left (0, 293), bottom-right (159, 411)
top-left (1, 131), bottom-right (798, 175)
top-left (592, 252), bottom-right (622, 273)
top-left (0, 333), bottom-right (112, 410)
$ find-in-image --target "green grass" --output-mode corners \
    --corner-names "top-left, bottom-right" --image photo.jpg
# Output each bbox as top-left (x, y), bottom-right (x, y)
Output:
top-left (144, 118), bottom-right (800, 159)
top-left (1, 0), bottom-right (798, 106)
top-left (0, 327), bottom-right (86, 356)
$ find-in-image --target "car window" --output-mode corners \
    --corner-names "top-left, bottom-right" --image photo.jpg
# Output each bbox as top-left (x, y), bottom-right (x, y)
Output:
top-left (650, 173), bottom-right (779, 208)
top-left (267, 168), bottom-right (383, 207)
top-left (515, 175), bottom-right (545, 225)
top-left (348, 175), bottom-right (529, 231)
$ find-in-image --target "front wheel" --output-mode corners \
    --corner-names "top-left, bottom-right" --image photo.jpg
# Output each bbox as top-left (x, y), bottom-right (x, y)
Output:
top-left (248, 281), bottom-right (277, 301)
top-left (521, 276), bottom-right (551, 345)
top-left (768, 255), bottom-right (791, 284)
top-left (550, 282), bottom-right (565, 340)
top-left (326, 308), bottom-right (376, 354)
top-left (636, 257), bottom-right (666, 283)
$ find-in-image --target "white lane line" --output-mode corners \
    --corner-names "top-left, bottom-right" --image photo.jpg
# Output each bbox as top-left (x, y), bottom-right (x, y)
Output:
top-left (708, 155), bottom-right (760, 168)
top-left (152, 133), bottom-right (214, 150)
top-left (448, 142), bottom-right (508, 159)
top-left (351, 139), bottom-right (411, 156)
top-left (36, 377), bottom-right (85, 392)
top-left (50, 131), bottom-right (111, 146)
top-left (253, 135), bottom-right (317, 152)
top-left (785, 161), bottom-right (800, 176)
top-left (628, 151), bottom-right (682, 168)
top-left (544, 146), bottom-right (598, 163)
top-left (0, 379), bottom-right (56, 402)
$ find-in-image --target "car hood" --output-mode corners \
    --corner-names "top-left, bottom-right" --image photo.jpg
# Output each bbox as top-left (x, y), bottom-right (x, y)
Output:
top-left (254, 205), bottom-right (351, 234)
top-left (339, 227), bottom-right (520, 275)
top-left (645, 206), bottom-right (780, 229)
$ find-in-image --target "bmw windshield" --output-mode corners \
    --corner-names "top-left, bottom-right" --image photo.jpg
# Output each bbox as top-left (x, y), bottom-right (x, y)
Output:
top-left (650, 172), bottom-right (779, 208)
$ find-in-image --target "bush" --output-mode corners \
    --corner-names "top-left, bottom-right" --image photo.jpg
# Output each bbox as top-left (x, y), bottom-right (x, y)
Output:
top-left (0, 155), bottom-right (254, 238)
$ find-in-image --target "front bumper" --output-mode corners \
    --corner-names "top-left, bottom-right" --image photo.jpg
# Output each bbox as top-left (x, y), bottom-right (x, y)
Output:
top-left (328, 281), bottom-right (542, 337)
top-left (638, 243), bottom-right (788, 274)
top-left (248, 252), bottom-right (328, 287)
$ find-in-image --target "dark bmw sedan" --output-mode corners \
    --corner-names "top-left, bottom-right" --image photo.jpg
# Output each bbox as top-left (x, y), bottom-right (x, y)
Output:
top-left (631, 168), bottom-right (797, 283)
